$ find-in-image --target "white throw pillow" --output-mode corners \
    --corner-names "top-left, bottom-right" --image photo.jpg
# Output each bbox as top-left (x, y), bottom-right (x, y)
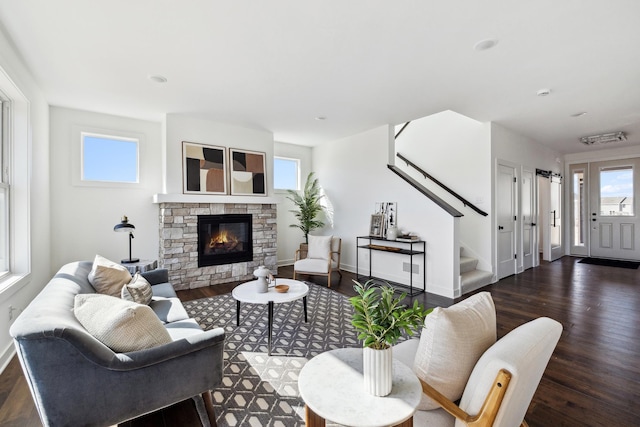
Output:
top-left (413, 291), bottom-right (496, 410)
top-left (74, 293), bottom-right (172, 352)
top-left (121, 272), bottom-right (153, 305)
top-left (88, 254), bottom-right (132, 297)
top-left (307, 235), bottom-right (332, 260)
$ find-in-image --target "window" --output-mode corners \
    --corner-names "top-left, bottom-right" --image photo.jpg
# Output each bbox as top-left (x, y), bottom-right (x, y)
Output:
top-left (599, 166), bottom-right (633, 216)
top-left (0, 99), bottom-right (8, 276)
top-left (0, 64), bottom-right (32, 292)
top-left (81, 133), bottom-right (139, 183)
top-left (572, 168), bottom-right (585, 246)
top-left (274, 156), bottom-right (300, 190)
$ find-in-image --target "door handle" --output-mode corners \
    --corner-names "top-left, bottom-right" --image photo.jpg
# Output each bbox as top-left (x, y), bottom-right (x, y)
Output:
top-left (498, 226), bottom-right (504, 230)
top-left (531, 223), bottom-right (536, 226)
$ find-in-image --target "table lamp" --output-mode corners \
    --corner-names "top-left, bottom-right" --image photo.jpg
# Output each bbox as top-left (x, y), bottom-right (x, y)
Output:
top-left (114, 215), bottom-right (140, 263)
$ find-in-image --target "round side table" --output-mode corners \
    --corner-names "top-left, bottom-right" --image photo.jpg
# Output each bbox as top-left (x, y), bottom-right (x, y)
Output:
top-left (298, 347), bottom-right (422, 427)
top-left (232, 278), bottom-right (309, 356)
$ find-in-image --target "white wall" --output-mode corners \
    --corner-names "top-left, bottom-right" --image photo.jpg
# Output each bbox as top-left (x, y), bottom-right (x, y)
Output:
top-left (313, 125), bottom-right (458, 297)
top-left (163, 114), bottom-right (275, 195)
top-left (274, 141), bottom-right (312, 265)
top-left (49, 107), bottom-right (162, 268)
top-left (395, 111), bottom-right (493, 271)
top-left (0, 28), bottom-right (50, 371)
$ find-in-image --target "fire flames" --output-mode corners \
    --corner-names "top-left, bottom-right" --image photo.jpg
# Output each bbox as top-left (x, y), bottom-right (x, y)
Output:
top-left (209, 230), bottom-right (240, 251)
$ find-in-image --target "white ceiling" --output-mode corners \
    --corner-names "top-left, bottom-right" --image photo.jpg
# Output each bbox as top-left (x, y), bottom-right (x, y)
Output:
top-left (0, 0), bottom-right (639, 153)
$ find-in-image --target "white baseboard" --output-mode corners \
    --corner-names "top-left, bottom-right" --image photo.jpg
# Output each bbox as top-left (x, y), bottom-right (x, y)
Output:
top-left (0, 341), bottom-right (16, 375)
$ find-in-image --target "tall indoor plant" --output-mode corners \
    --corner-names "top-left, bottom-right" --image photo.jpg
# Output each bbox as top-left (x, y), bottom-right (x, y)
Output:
top-left (287, 172), bottom-right (325, 244)
top-left (349, 280), bottom-right (431, 396)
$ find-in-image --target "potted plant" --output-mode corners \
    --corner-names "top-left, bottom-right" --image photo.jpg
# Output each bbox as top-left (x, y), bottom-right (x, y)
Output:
top-left (286, 172), bottom-right (325, 244)
top-left (349, 280), bottom-right (432, 396)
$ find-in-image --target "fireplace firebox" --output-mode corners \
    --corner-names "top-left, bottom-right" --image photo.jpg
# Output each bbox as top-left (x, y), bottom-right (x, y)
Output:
top-left (198, 214), bottom-right (253, 267)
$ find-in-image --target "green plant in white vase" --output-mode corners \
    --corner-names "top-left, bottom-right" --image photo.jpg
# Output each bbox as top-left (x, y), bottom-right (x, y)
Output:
top-left (349, 280), bottom-right (431, 396)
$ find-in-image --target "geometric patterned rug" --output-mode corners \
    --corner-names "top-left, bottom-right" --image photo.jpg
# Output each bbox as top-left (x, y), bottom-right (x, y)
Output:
top-left (183, 283), bottom-right (360, 426)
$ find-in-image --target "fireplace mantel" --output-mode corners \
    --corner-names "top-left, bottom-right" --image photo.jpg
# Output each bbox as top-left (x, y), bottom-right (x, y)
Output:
top-left (153, 193), bottom-right (281, 204)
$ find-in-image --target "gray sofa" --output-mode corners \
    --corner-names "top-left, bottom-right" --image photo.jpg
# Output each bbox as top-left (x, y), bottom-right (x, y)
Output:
top-left (9, 261), bottom-right (225, 427)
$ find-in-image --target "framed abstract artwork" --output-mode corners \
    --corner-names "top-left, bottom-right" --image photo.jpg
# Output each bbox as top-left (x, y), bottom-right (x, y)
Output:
top-left (182, 141), bottom-right (227, 194)
top-left (229, 148), bottom-right (266, 196)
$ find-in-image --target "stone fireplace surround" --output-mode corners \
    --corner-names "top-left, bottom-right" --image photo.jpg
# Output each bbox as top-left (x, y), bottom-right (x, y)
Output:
top-left (157, 198), bottom-right (277, 290)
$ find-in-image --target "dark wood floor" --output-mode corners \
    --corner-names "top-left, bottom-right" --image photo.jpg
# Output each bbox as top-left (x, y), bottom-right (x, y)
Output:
top-left (1, 256), bottom-right (639, 426)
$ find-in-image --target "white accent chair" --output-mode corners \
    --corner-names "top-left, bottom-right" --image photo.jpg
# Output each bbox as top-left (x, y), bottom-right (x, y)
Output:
top-left (293, 235), bottom-right (342, 288)
top-left (396, 316), bottom-right (562, 427)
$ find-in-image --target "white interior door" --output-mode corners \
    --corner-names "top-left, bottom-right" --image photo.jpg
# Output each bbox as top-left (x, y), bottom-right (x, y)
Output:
top-left (521, 168), bottom-right (536, 270)
top-left (589, 158), bottom-right (640, 260)
top-left (548, 175), bottom-right (563, 261)
top-left (497, 164), bottom-right (516, 279)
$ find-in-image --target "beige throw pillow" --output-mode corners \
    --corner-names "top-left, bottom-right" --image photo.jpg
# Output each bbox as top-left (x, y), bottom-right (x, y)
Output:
top-left (121, 273), bottom-right (153, 305)
top-left (308, 235), bottom-right (332, 260)
top-left (74, 293), bottom-right (172, 352)
top-left (413, 291), bottom-right (496, 410)
top-left (88, 254), bottom-right (132, 297)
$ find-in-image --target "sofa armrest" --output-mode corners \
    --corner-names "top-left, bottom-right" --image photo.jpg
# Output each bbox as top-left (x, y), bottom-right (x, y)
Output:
top-left (141, 268), bottom-right (169, 285)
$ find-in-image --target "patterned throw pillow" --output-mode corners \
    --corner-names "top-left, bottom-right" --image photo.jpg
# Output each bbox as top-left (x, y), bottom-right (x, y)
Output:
top-left (74, 293), bottom-right (172, 352)
top-left (121, 273), bottom-right (153, 305)
top-left (87, 254), bottom-right (132, 297)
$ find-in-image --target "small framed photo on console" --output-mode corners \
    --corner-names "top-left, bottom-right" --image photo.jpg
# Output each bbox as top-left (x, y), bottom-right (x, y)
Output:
top-left (369, 214), bottom-right (384, 238)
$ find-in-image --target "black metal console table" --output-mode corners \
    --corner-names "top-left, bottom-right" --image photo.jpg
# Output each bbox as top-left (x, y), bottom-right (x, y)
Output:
top-left (356, 236), bottom-right (426, 296)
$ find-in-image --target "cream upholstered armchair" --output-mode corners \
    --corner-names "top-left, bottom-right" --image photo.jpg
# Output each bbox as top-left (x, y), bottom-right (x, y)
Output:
top-left (394, 292), bottom-right (562, 427)
top-left (293, 235), bottom-right (342, 287)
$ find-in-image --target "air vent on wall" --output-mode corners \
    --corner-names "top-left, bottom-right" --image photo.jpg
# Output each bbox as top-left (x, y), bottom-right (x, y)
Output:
top-left (580, 132), bottom-right (627, 145)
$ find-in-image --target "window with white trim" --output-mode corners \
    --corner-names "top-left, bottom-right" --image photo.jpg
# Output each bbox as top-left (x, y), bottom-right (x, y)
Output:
top-left (0, 99), bottom-right (8, 277)
top-left (81, 133), bottom-right (139, 183)
top-left (274, 156), bottom-right (300, 191)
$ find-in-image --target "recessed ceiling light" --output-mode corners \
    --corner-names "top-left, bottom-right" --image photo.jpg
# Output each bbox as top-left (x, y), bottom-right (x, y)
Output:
top-left (315, 116), bottom-right (327, 121)
top-left (473, 38), bottom-right (498, 51)
top-left (571, 112), bottom-right (588, 117)
top-left (537, 88), bottom-right (551, 97)
top-left (148, 74), bottom-right (167, 83)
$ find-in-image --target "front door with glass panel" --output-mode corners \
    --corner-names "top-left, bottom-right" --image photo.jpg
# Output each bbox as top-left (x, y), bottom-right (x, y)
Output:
top-left (589, 158), bottom-right (640, 260)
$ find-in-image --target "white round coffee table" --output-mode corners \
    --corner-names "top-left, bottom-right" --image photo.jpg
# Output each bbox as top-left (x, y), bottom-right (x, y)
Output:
top-left (298, 348), bottom-right (422, 427)
top-left (232, 278), bottom-right (309, 356)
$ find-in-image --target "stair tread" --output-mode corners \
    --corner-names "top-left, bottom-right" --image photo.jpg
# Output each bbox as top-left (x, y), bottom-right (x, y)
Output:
top-left (460, 269), bottom-right (493, 279)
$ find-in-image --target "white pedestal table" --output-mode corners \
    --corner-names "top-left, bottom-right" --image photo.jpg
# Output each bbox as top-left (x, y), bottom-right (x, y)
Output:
top-left (298, 347), bottom-right (422, 427)
top-left (231, 278), bottom-right (309, 356)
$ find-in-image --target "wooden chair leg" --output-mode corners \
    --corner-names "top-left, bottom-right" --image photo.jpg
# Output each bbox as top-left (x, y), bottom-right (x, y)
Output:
top-left (202, 391), bottom-right (217, 427)
top-left (305, 404), bottom-right (326, 426)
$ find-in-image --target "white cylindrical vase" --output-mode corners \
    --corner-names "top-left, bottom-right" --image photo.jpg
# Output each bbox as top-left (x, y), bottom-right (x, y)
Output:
top-left (363, 346), bottom-right (393, 396)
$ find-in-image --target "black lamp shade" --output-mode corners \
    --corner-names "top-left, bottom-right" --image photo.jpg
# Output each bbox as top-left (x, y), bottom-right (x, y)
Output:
top-left (114, 215), bottom-right (135, 232)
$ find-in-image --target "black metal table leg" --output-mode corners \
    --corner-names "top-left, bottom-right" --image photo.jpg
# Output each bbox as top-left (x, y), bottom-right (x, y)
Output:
top-left (303, 296), bottom-right (308, 322)
top-left (236, 300), bottom-right (240, 326)
top-left (268, 301), bottom-right (274, 356)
